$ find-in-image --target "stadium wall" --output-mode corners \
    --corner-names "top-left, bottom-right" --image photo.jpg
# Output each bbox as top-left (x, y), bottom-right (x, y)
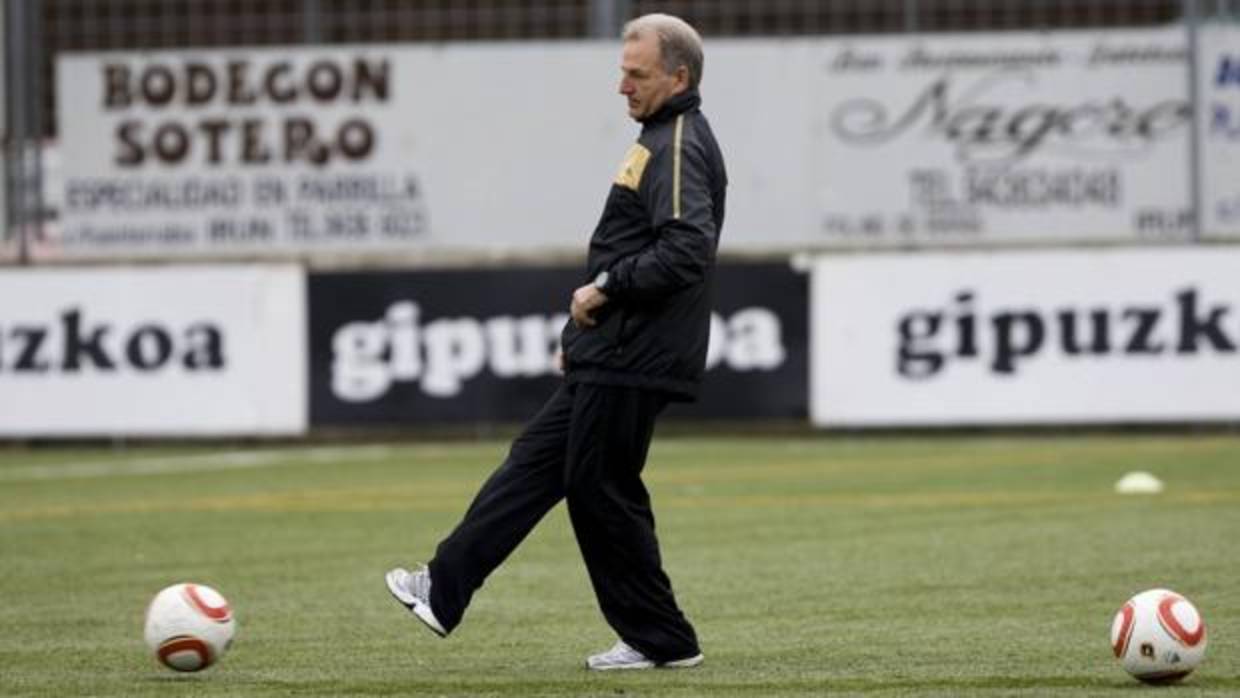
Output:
top-left (3, 21), bottom-right (1240, 437)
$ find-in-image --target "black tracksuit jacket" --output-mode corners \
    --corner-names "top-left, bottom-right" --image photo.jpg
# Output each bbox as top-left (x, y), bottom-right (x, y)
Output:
top-left (561, 89), bottom-right (727, 400)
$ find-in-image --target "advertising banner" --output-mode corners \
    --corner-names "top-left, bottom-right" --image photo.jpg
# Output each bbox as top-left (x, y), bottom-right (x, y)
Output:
top-left (309, 262), bottom-right (806, 425)
top-left (814, 29), bottom-right (1191, 246)
top-left (1201, 24), bottom-right (1240, 238)
top-left (811, 248), bottom-right (1240, 426)
top-left (0, 265), bottom-right (306, 436)
top-left (53, 27), bottom-right (1194, 260)
top-left (54, 50), bottom-right (436, 260)
top-left (52, 45), bottom-right (622, 260)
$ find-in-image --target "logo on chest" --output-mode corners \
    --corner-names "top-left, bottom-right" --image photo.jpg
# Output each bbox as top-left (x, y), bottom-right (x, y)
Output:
top-left (614, 143), bottom-right (651, 191)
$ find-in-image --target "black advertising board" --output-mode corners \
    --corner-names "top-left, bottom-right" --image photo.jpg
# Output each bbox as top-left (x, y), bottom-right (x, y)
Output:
top-left (308, 262), bottom-right (807, 425)
top-left (675, 261), bottom-right (808, 419)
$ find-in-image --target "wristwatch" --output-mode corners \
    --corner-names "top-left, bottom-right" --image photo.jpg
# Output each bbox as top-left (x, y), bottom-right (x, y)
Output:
top-left (593, 270), bottom-right (611, 293)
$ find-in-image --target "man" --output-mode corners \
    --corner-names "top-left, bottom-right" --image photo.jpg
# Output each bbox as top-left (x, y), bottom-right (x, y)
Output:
top-left (385, 13), bottom-right (726, 671)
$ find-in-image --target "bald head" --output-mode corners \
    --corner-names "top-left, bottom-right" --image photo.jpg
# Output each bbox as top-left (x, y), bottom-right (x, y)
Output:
top-left (622, 14), bottom-right (704, 90)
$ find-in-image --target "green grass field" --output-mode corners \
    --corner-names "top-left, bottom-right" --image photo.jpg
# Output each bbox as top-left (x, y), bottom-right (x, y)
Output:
top-left (2, 434), bottom-right (1238, 697)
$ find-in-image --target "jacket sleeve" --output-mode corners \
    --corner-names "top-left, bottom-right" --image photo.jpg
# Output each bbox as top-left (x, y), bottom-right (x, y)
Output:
top-left (605, 131), bottom-right (718, 303)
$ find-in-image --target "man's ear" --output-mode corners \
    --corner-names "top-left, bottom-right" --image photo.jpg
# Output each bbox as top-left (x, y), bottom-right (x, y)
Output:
top-left (673, 65), bottom-right (690, 92)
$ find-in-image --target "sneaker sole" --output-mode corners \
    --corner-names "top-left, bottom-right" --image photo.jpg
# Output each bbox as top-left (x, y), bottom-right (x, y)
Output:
top-left (586, 653), bottom-right (703, 671)
top-left (384, 569), bottom-right (447, 638)
top-left (588, 660), bottom-right (656, 671)
top-left (661, 653), bottom-right (704, 669)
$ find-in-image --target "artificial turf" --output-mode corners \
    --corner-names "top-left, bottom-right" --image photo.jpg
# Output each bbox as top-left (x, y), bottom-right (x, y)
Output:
top-left (1, 434), bottom-right (1237, 696)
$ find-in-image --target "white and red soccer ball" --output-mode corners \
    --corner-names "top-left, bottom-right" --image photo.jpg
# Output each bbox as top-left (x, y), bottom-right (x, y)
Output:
top-left (1111, 588), bottom-right (1207, 683)
top-left (143, 583), bottom-right (236, 672)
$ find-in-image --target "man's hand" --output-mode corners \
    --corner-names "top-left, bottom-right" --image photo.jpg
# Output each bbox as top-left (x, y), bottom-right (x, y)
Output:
top-left (570, 283), bottom-right (609, 328)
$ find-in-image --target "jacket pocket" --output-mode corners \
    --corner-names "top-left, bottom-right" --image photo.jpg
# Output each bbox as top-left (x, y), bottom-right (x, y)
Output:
top-left (612, 309), bottom-right (630, 354)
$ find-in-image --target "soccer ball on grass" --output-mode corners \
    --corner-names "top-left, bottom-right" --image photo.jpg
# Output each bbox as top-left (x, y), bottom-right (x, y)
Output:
top-left (143, 583), bottom-right (236, 672)
top-left (1111, 588), bottom-right (1206, 683)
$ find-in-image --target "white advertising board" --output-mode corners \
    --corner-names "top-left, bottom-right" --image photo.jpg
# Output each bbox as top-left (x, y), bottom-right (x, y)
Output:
top-left (811, 248), bottom-right (1240, 426)
top-left (52, 28), bottom-right (1193, 259)
top-left (813, 29), bottom-right (1191, 246)
top-left (0, 265), bottom-right (306, 436)
top-left (1201, 24), bottom-right (1240, 239)
top-left (52, 45), bottom-right (623, 260)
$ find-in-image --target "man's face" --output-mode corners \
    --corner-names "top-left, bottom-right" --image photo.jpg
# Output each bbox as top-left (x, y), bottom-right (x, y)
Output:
top-left (619, 33), bottom-right (687, 120)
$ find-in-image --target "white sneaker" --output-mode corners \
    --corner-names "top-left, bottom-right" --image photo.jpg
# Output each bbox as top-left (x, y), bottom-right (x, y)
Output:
top-left (384, 566), bottom-right (447, 637)
top-left (585, 640), bottom-right (704, 671)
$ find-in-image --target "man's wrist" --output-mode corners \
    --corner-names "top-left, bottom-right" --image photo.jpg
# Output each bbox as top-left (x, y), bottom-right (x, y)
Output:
top-left (592, 270), bottom-right (612, 295)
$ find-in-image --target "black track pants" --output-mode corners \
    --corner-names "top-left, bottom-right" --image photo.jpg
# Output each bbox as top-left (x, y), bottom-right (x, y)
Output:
top-left (425, 382), bottom-right (700, 662)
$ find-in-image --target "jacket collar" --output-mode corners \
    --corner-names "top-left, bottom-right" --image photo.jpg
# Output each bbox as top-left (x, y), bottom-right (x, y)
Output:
top-left (639, 88), bottom-right (701, 126)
